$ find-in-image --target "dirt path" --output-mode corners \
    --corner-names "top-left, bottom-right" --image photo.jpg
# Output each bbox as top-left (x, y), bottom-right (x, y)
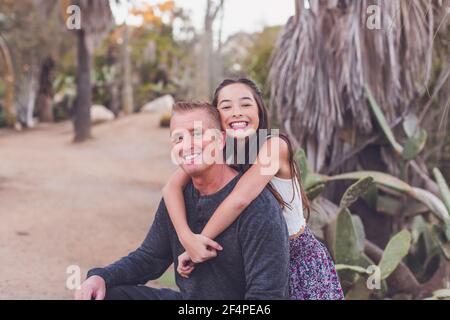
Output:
top-left (0, 113), bottom-right (177, 299)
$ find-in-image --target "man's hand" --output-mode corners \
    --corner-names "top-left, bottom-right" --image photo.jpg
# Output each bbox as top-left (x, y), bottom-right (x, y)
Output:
top-left (180, 233), bottom-right (222, 264)
top-left (177, 251), bottom-right (195, 278)
top-left (74, 275), bottom-right (106, 300)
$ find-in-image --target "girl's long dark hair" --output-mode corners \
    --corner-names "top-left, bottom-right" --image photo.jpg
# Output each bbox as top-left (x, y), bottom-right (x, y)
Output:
top-left (212, 78), bottom-right (311, 220)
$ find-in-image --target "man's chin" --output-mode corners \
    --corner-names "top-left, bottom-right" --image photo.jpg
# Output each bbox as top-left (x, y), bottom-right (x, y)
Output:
top-left (180, 164), bottom-right (207, 177)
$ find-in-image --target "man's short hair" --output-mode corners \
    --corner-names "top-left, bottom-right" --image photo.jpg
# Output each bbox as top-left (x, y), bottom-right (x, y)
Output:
top-left (172, 101), bottom-right (222, 130)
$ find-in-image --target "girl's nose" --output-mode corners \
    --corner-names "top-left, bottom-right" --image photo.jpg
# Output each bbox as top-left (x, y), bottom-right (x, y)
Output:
top-left (232, 105), bottom-right (243, 117)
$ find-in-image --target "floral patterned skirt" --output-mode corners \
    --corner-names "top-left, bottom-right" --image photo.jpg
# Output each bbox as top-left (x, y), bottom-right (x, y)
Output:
top-left (289, 227), bottom-right (344, 300)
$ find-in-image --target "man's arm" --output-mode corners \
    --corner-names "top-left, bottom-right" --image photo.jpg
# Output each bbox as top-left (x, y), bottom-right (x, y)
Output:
top-left (238, 193), bottom-right (290, 300)
top-left (86, 200), bottom-right (173, 289)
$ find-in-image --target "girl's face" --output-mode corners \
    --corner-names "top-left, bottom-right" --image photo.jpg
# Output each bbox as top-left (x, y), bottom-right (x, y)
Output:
top-left (216, 83), bottom-right (260, 139)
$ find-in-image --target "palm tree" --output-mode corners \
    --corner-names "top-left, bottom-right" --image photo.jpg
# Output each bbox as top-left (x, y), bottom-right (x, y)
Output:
top-left (269, 0), bottom-right (449, 178)
top-left (71, 0), bottom-right (113, 142)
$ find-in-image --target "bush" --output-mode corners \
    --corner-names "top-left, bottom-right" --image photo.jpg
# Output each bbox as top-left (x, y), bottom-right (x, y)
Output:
top-left (159, 112), bottom-right (171, 128)
top-left (0, 105), bottom-right (5, 128)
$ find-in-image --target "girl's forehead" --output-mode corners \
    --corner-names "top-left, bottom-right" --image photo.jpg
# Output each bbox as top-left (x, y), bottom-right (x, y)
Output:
top-left (219, 83), bottom-right (254, 99)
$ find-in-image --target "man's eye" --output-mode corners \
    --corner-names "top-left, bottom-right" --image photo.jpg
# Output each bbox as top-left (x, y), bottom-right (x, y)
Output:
top-left (172, 136), bottom-right (182, 143)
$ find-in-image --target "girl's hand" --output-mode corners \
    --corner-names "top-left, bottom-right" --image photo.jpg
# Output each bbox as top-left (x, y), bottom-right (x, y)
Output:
top-left (177, 252), bottom-right (195, 278)
top-left (181, 233), bottom-right (223, 264)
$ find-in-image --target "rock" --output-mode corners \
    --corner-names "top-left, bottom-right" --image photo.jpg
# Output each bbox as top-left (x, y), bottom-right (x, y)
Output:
top-left (91, 105), bottom-right (115, 124)
top-left (14, 122), bottom-right (22, 131)
top-left (141, 95), bottom-right (174, 114)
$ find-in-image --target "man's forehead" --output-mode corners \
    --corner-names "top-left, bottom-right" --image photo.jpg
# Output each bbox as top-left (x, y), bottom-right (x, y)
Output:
top-left (170, 110), bottom-right (215, 132)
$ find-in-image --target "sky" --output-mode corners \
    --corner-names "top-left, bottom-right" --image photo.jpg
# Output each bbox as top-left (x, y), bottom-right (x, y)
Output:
top-left (112, 0), bottom-right (296, 40)
top-left (175, 0), bottom-right (295, 39)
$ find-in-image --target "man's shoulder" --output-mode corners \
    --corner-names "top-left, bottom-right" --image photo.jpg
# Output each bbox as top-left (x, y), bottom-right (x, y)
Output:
top-left (238, 186), bottom-right (288, 240)
top-left (182, 180), bottom-right (196, 198)
top-left (243, 187), bottom-right (283, 219)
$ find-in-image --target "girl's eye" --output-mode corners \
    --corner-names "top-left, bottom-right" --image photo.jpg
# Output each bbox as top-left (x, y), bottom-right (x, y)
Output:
top-left (242, 104), bottom-right (252, 107)
top-left (221, 105), bottom-right (231, 110)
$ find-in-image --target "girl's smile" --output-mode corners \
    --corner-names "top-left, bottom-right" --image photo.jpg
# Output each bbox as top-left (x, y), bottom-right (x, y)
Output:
top-left (217, 83), bottom-right (260, 139)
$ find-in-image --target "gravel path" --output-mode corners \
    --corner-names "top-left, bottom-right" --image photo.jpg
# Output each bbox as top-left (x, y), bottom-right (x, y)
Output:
top-left (0, 113), bottom-right (177, 299)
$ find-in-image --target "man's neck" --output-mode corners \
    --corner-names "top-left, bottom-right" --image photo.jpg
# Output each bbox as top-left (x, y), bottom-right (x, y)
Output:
top-left (191, 164), bottom-right (237, 196)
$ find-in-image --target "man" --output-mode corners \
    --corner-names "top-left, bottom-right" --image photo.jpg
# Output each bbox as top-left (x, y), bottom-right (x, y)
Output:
top-left (75, 101), bottom-right (289, 300)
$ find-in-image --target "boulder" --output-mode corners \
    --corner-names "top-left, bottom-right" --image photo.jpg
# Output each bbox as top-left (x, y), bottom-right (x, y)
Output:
top-left (141, 95), bottom-right (174, 114)
top-left (91, 105), bottom-right (115, 124)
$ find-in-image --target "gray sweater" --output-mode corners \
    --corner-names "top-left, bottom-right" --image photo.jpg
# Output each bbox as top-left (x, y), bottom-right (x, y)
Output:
top-left (87, 173), bottom-right (290, 299)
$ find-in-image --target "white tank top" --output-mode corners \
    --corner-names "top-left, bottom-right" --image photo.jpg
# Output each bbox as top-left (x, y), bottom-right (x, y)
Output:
top-left (270, 175), bottom-right (306, 237)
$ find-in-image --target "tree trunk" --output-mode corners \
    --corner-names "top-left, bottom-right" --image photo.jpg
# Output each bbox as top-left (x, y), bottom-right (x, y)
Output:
top-left (16, 67), bottom-right (38, 128)
top-left (73, 29), bottom-right (92, 142)
top-left (212, 3), bottom-right (224, 87)
top-left (121, 24), bottom-right (133, 114)
top-left (0, 34), bottom-right (16, 126)
top-left (195, 28), bottom-right (213, 100)
top-left (195, 0), bottom-right (224, 100)
top-left (36, 56), bottom-right (55, 122)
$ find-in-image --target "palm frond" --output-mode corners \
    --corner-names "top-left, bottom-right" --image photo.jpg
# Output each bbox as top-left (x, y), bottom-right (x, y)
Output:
top-left (269, 0), bottom-right (450, 173)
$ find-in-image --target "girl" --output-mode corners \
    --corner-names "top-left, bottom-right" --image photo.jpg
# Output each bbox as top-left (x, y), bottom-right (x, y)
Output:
top-left (163, 78), bottom-right (344, 300)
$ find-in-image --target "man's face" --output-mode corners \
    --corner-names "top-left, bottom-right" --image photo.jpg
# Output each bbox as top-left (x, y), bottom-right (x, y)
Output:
top-left (170, 109), bottom-right (224, 177)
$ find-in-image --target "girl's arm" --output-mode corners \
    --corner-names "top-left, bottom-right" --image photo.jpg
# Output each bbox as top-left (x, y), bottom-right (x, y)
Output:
top-left (162, 167), bottom-right (192, 241)
top-left (162, 167), bottom-right (223, 263)
top-left (201, 137), bottom-right (290, 240)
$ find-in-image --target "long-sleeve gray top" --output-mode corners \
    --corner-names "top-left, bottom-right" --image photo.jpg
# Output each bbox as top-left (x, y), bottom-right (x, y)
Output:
top-left (87, 173), bottom-right (290, 300)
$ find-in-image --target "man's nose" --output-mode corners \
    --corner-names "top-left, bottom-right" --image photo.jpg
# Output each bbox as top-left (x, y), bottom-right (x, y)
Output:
top-left (181, 137), bottom-right (200, 152)
top-left (181, 138), bottom-right (194, 151)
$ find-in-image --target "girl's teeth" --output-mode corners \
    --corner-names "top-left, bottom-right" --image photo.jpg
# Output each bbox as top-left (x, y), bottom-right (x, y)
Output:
top-left (231, 122), bottom-right (247, 128)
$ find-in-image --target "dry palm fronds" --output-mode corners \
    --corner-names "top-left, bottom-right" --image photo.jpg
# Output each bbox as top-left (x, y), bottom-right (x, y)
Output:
top-left (269, 0), bottom-right (450, 173)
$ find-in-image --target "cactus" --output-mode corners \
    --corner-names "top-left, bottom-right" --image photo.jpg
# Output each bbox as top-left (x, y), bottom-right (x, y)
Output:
top-left (293, 95), bottom-right (450, 299)
top-left (402, 129), bottom-right (427, 160)
top-left (334, 209), bottom-right (362, 265)
top-left (334, 208), bottom-right (362, 285)
top-left (433, 168), bottom-right (450, 214)
top-left (295, 148), bottom-right (310, 183)
top-left (306, 183), bottom-right (325, 201)
top-left (352, 215), bottom-right (366, 252)
top-left (335, 264), bottom-right (369, 274)
top-left (329, 179), bottom-right (415, 297)
top-left (378, 230), bottom-right (412, 280)
top-left (327, 171), bottom-right (448, 222)
top-left (294, 148), bottom-right (326, 190)
top-left (366, 87), bottom-right (427, 161)
top-left (425, 289), bottom-right (450, 300)
top-left (339, 176), bottom-right (374, 210)
top-left (365, 86), bottom-right (403, 155)
top-left (376, 195), bottom-right (402, 216)
top-left (431, 223), bottom-right (450, 260)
